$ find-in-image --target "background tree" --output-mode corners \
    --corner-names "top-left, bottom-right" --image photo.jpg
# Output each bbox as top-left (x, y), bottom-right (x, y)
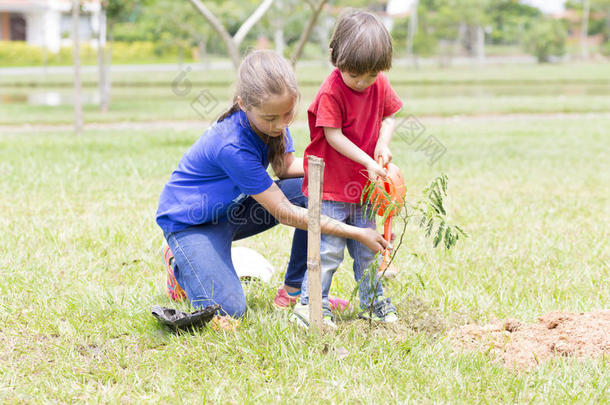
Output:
top-left (264, 0), bottom-right (303, 56)
top-left (582, 0), bottom-right (591, 58)
top-left (289, 0), bottom-right (330, 66)
top-left (406, 0), bottom-right (419, 65)
top-left (567, 0), bottom-right (610, 56)
top-left (523, 17), bottom-right (567, 62)
top-left (187, 0), bottom-right (275, 69)
top-left (73, 0), bottom-right (83, 135)
top-left (98, 0), bottom-right (151, 112)
top-left (487, 0), bottom-right (541, 46)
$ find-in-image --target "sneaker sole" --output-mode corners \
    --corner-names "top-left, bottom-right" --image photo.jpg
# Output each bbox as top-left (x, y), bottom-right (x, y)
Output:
top-left (273, 301), bottom-right (294, 310)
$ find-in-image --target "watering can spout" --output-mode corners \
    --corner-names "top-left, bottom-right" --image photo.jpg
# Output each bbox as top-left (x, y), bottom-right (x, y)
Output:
top-left (368, 157), bottom-right (406, 274)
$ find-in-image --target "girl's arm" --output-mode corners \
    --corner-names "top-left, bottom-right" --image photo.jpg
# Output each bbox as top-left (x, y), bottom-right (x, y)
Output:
top-left (374, 115), bottom-right (395, 166)
top-left (323, 127), bottom-right (387, 181)
top-left (251, 183), bottom-right (389, 253)
top-left (275, 152), bottom-right (304, 179)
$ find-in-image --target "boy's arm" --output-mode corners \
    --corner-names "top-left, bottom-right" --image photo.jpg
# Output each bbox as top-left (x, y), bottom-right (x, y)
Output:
top-left (323, 127), bottom-right (387, 180)
top-left (374, 115), bottom-right (396, 166)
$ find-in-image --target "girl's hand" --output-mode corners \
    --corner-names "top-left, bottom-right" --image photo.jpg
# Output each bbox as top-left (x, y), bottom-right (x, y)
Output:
top-left (374, 144), bottom-right (392, 166)
top-left (358, 227), bottom-right (390, 253)
top-left (365, 159), bottom-right (387, 181)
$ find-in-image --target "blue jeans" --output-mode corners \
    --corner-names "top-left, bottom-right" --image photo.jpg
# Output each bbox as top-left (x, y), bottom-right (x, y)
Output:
top-left (300, 200), bottom-right (383, 310)
top-left (163, 178), bottom-right (307, 317)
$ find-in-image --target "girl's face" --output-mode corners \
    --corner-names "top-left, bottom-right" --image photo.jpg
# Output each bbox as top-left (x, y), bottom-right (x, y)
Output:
top-left (340, 70), bottom-right (379, 92)
top-left (240, 92), bottom-right (297, 138)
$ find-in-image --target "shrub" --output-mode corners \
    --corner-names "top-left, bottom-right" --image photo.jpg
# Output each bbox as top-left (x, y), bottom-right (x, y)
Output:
top-left (0, 40), bottom-right (193, 66)
top-left (522, 19), bottom-right (567, 63)
top-left (0, 41), bottom-right (44, 66)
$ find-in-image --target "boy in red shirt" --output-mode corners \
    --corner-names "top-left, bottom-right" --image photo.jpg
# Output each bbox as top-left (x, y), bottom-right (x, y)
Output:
top-left (292, 9), bottom-right (403, 328)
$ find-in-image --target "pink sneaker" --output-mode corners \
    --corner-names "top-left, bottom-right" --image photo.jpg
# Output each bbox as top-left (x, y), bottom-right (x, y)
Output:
top-left (273, 287), bottom-right (299, 309)
top-left (273, 286), bottom-right (351, 312)
top-left (329, 296), bottom-right (350, 312)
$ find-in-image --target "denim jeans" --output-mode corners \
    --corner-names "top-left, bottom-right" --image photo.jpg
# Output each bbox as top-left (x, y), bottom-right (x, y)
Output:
top-left (300, 200), bottom-right (383, 310)
top-left (163, 177), bottom-right (307, 317)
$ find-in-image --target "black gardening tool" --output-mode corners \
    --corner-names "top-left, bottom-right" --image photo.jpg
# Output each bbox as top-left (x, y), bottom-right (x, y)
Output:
top-left (151, 304), bottom-right (221, 331)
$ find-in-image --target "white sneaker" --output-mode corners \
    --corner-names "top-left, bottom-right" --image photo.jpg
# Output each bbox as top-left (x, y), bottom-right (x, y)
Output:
top-left (290, 303), bottom-right (337, 329)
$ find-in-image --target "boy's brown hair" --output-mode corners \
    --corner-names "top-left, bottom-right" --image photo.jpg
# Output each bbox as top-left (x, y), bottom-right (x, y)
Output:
top-left (329, 9), bottom-right (393, 75)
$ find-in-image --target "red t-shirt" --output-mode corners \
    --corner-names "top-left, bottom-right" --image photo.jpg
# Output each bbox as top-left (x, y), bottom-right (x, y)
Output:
top-left (303, 69), bottom-right (403, 203)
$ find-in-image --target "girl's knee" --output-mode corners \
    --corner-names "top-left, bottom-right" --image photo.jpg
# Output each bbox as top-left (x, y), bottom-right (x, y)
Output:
top-left (219, 293), bottom-right (247, 318)
top-left (189, 293), bottom-right (246, 318)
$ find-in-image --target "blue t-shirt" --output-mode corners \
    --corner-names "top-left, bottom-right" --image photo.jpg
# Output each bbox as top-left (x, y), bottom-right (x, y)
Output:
top-left (156, 110), bottom-right (295, 233)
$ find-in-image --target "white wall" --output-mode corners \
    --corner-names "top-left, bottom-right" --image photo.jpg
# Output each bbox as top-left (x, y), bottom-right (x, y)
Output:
top-left (4, 0), bottom-right (103, 52)
top-left (26, 10), bottom-right (61, 52)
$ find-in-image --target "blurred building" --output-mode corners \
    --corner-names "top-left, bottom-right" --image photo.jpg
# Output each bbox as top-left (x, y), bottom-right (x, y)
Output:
top-left (0, 0), bottom-right (103, 52)
top-left (521, 0), bottom-right (566, 15)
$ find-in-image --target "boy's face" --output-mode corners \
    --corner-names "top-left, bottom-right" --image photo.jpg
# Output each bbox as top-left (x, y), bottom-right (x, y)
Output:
top-left (340, 70), bottom-right (379, 92)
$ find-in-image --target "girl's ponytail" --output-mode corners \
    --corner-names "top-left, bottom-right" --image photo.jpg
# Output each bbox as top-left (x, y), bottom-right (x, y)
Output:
top-left (217, 102), bottom-right (240, 123)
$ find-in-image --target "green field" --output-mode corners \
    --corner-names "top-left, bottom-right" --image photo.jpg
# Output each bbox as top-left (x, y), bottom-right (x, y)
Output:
top-left (1, 62), bottom-right (609, 402)
top-left (2, 62), bottom-right (610, 125)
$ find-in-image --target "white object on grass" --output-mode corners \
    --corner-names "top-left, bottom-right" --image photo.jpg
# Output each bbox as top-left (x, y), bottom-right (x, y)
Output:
top-left (231, 246), bottom-right (275, 283)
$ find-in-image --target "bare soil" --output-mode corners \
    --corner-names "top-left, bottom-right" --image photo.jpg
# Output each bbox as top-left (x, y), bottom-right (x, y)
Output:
top-left (451, 310), bottom-right (610, 370)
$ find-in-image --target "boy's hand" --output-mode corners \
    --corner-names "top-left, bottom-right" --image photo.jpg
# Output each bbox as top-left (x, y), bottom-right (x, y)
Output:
top-left (365, 159), bottom-right (387, 182)
top-left (374, 144), bottom-right (392, 166)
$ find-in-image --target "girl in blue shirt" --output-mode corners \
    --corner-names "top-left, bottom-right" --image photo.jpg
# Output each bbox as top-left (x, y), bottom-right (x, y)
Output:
top-left (156, 50), bottom-right (389, 318)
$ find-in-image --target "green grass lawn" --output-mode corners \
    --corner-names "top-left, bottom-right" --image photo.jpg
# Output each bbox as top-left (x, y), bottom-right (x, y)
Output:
top-left (2, 62), bottom-right (610, 125)
top-left (2, 83), bottom-right (610, 125)
top-left (1, 114), bottom-right (608, 402)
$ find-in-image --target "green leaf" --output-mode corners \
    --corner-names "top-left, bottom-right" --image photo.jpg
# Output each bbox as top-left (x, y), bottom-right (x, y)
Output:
top-left (444, 226), bottom-right (453, 249)
top-left (425, 217), bottom-right (434, 237)
top-left (433, 221), bottom-right (445, 247)
top-left (454, 225), bottom-right (468, 238)
top-left (440, 175), bottom-right (447, 194)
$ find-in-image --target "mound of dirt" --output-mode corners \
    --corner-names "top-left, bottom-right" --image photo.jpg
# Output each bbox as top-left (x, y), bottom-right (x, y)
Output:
top-left (451, 310), bottom-right (610, 370)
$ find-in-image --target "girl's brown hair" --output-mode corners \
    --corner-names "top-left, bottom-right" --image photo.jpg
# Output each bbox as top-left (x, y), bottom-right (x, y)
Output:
top-left (218, 50), bottom-right (299, 175)
top-left (329, 9), bottom-right (393, 75)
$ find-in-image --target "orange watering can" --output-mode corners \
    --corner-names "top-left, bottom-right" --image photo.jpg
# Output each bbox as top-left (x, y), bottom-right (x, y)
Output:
top-left (368, 157), bottom-right (406, 274)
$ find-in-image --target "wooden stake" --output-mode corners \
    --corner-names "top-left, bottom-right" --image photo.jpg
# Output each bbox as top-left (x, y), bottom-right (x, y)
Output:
top-left (307, 156), bottom-right (324, 330)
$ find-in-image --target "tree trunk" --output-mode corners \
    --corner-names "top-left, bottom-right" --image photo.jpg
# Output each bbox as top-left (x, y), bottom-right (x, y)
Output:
top-left (606, 7), bottom-right (610, 42)
top-left (271, 1), bottom-right (285, 56)
top-left (178, 46), bottom-right (184, 66)
top-left (98, 8), bottom-right (109, 112)
top-left (188, 0), bottom-right (241, 68)
top-left (233, 0), bottom-right (274, 45)
top-left (314, 18), bottom-right (332, 68)
top-left (290, 0), bottom-right (328, 67)
top-left (72, 0), bottom-right (83, 135)
top-left (406, 0), bottom-right (418, 66)
top-left (475, 25), bottom-right (485, 65)
top-left (581, 0), bottom-right (590, 59)
top-left (106, 31), bottom-right (113, 110)
top-left (274, 27), bottom-right (285, 56)
top-left (198, 35), bottom-right (208, 67)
